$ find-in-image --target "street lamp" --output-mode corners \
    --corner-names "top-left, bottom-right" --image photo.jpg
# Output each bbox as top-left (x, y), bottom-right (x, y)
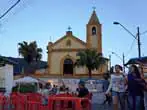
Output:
top-left (113, 21), bottom-right (137, 39)
top-left (113, 21), bottom-right (141, 58)
top-left (113, 22), bottom-right (119, 25)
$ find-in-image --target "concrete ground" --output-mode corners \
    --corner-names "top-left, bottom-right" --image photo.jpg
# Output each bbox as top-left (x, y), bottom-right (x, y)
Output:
top-left (91, 92), bottom-right (129, 110)
top-left (92, 92), bottom-right (113, 110)
top-left (92, 103), bottom-right (113, 110)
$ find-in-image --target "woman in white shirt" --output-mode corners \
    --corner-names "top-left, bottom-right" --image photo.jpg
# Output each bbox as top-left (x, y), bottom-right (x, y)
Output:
top-left (106, 65), bottom-right (127, 110)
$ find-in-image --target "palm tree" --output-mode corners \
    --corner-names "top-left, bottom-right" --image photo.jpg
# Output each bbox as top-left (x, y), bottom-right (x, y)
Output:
top-left (75, 49), bottom-right (107, 78)
top-left (18, 41), bottom-right (42, 64)
top-left (18, 41), bottom-right (42, 74)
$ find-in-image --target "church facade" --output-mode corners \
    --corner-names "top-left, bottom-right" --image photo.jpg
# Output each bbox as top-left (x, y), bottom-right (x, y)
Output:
top-left (47, 10), bottom-right (108, 78)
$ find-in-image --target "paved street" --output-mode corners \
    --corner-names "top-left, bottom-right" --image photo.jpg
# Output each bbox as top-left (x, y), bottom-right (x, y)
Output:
top-left (92, 103), bottom-right (113, 110)
top-left (91, 92), bottom-right (129, 110)
top-left (92, 92), bottom-right (113, 110)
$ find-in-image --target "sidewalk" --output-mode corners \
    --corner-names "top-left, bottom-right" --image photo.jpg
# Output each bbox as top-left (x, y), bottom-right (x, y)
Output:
top-left (91, 92), bottom-right (129, 110)
top-left (92, 92), bottom-right (113, 110)
top-left (92, 103), bottom-right (113, 110)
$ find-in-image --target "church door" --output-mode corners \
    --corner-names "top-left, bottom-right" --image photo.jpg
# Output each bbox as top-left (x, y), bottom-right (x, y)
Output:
top-left (63, 59), bottom-right (73, 75)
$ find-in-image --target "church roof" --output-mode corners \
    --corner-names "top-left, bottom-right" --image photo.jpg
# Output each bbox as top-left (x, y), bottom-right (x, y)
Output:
top-left (88, 10), bottom-right (100, 24)
top-left (52, 31), bottom-right (86, 47)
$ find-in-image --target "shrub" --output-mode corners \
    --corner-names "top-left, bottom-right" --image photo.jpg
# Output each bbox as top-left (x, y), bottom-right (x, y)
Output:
top-left (12, 84), bottom-right (37, 93)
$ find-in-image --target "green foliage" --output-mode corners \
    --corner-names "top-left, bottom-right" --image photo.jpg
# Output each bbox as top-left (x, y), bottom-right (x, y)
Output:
top-left (18, 41), bottom-right (43, 74)
top-left (18, 41), bottom-right (42, 64)
top-left (12, 84), bottom-right (37, 93)
top-left (75, 49), bottom-right (107, 78)
top-left (12, 86), bottom-right (18, 92)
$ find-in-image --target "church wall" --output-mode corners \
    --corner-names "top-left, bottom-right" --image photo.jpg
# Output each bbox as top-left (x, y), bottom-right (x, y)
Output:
top-left (52, 37), bottom-right (86, 49)
top-left (91, 35), bottom-right (98, 48)
top-left (102, 64), bottom-right (108, 73)
top-left (50, 51), bottom-right (87, 75)
top-left (49, 51), bottom-right (107, 75)
top-left (50, 52), bottom-right (65, 74)
top-left (75, 66), bottom-right (87, 74)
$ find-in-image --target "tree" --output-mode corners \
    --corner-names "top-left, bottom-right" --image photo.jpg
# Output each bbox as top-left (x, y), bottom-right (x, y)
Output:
top-left (18, 41), bottom-right (42, 74)
top-left (18, 41), bottom-right (42, 64)
top-left (75, 49), bottom-right (107, 78)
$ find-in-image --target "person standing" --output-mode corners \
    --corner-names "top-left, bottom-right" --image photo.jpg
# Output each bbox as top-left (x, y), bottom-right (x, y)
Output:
top-left (51, 85), bottom-right (58, 94)
top-left (144, 89), bottom-right (147, 110)
top-left (77, 81), bottom-right (89, 98)
top-left (139, 66), bottom-right (147, 110)
top-left (106, 65), bottom-right (126, 110)
top-left (127, 65), bottom-right (145, 110)
top-left (103, 73), bottom-right (112, 106)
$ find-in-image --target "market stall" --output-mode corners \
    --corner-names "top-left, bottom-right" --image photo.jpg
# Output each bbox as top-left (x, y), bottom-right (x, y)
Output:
top-left (13, 76), bottom-right (39, 93)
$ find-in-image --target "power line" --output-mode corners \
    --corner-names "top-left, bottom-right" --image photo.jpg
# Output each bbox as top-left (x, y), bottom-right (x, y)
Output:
top-left (0, 0), bottom-right (36, 29)
top-left (113, 22), bottom-right (142, 58)
top-left (0, 0), bottom-right (21, 20)
top-left (141, 30), bottom-right (147, 35)
top-left (125, 38), bottom-right (136, 57)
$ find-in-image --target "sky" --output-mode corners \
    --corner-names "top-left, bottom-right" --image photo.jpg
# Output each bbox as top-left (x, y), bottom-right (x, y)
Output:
top-left (0, 0), bottom-right (147, 67)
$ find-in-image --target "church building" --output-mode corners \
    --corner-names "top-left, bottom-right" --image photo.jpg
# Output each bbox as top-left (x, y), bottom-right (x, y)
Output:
top-left (47, 10), bottom-right (108, 78)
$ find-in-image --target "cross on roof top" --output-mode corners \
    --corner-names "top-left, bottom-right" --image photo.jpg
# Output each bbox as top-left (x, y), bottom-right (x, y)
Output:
top-left (68, 26), bottom-right (72, 31)
top-left (49, 36), bottom-right (52, 42)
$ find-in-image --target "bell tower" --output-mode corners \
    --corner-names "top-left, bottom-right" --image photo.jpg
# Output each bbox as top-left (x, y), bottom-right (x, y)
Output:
top-left (86, 9), bottom-right (102, 54)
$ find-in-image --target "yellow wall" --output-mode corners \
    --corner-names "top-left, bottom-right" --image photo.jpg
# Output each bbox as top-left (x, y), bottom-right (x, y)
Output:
top-left (75, 66), bottom-right (87, 74)
top-left (49, 50), bottom-right (107, 75)
top-left (52, 37), bottom-right (86, 49)
top-left (49, 51), bottom-right (87, 75)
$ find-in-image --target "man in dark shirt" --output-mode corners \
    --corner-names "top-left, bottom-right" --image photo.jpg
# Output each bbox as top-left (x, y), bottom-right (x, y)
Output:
top-left (77, 81), bottom-right (89, 97)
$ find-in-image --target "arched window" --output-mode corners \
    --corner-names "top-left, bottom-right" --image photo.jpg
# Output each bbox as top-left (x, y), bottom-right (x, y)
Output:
top-left (92, 27), bottom-right (96, 35)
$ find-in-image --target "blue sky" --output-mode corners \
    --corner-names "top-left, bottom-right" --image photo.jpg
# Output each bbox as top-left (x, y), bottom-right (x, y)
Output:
top-left (0, 0), bottom-right (147, 66)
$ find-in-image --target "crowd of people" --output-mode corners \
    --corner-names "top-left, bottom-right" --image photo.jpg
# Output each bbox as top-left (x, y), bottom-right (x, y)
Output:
top-left (104, 64), bottom-right (147, 110)
top-left (37, 80), bottom-right (90, 105)
top-left (37, 64), bottom-right (147, 110)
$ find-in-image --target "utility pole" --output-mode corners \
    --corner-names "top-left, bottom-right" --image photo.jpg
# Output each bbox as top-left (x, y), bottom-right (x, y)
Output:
top-left (137, 27), bottom-right (141, 58)
top-left (109, 55), bottom-right (111, 72)
top-left (111, 51), bottom-right (125, 73)
top-left (113, 22), bottom-right (143, 58)
top-left (122, 53), bottom-right (125, 73)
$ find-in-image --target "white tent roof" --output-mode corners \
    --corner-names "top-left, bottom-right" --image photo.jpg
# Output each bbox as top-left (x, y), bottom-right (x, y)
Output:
top-left (14, 76), bottom-right (38, 83)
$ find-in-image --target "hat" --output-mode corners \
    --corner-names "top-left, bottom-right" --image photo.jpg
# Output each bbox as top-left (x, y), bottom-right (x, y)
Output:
top-left (78, 80), bottom-right (85, 86)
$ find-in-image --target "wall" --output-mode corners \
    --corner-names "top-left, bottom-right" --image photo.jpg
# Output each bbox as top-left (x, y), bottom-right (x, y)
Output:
top-left (49, 51), bottom-right (107, 75)
top-left (35, 69), bottom-right (46, 74)
top-left (0, 64), bottom-right (13, 92)
top-left (91, 35), bottom-right (98, 48)
top-left (50, 51), bottom-right (87, 75)
top-left (0, 66), bottom-right (5, 88)
top-left (52, 37), bottom-right (86, 49)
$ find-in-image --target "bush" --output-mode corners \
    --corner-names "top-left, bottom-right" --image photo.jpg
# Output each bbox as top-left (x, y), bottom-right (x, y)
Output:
top-left (12, 86), bottom-right (18, 92)
top-left (12, 84), bottom-right (37, 93)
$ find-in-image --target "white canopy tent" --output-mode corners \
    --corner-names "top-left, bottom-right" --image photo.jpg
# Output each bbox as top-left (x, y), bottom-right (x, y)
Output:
top-left (14, 76), bottom-right (39, 92)
top-left (14, 76), bottom-right (39, 83)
